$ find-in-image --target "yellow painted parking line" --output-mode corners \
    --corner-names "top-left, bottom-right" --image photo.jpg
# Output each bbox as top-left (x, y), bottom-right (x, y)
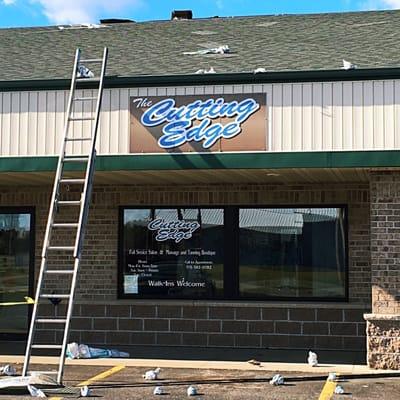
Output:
top-left (49, 364), bottom-right (125, 399)
top-left (318, 374), bottom-right (339, 400)
top-left (77, 364), bottom-right (126, 387)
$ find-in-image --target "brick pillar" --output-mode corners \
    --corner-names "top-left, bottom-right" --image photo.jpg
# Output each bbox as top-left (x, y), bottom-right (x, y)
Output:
top-left (365, 171), bottom-right (400, 369)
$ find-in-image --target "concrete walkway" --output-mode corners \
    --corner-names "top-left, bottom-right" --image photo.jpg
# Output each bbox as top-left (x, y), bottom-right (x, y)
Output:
top-left (1, 354), bottom-right (399, 375)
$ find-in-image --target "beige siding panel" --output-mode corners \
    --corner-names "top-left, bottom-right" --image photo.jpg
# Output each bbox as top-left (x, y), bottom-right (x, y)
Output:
top-left (332, 82), bottom-right (343, 150)
top-left (99, 89), bottom-right (111, 154)
top-left (45, 91), bottom-right (56, 154)
top-left (312, 83), bottom-right (323, 150)
top-left (395, 80), bottom-right (400, 148)
top-left (363, 81), bottom-right (374, 149)
top-left (302, 83), bottom-right (312, 150)
top-left (322, 82), bottom-right (333, 150)
top-left (292, 84), bottom-right (303, 150)
top-left (10, 92), bottom-right (20, 155)
top-left (342, 82), bottom-right (353, 150)
top-left (353, 82), bottom-right (363, 149)
top-left (2, 92), bottom-right (12, 155)
top-left (118, 89), bottom-right (129, 153)
top-left (282, 84), bottom-right (292, 151)
top-left (2, 81), bottom-right (400, 156)
top-left (109, 89), bottom-right (120, 154)
top-left (384, 80), bottom-right (395, 148)
top-left (373, 81), bottom-right (384, 149)
top-left (19, 92), bottom-right (29, 155)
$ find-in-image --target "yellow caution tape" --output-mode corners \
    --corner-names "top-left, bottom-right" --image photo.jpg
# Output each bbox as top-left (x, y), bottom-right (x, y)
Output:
top-left (0, 296), bottom-right (35, 306)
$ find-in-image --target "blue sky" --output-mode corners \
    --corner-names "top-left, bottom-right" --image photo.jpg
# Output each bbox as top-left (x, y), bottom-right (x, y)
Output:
top-left (0, 0), bottom-right (400, 28)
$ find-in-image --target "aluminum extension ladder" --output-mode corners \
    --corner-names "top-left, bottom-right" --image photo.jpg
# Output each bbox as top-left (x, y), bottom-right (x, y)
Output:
top-left (22, 47), bottom-right (108, 384)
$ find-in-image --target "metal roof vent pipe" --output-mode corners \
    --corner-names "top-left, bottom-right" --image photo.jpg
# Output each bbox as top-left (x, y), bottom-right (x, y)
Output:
top-left (171, 10), bottom-right (193, 20)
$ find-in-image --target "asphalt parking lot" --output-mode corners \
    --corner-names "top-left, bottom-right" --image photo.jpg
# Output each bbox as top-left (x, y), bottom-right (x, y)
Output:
top-left (1, 364), bottom-right (400, 399)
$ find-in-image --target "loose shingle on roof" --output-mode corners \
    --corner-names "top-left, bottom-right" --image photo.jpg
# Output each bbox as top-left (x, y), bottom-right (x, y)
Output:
top-left (1, 10), bottom-right (400, 81)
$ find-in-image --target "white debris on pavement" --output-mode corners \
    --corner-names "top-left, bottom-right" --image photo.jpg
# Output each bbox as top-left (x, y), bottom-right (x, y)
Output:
top-left (187, 386), bottom-right (198, 396)
top-left (80, 386), bottom-right (91, 397)
top-left (184, 45), bottom-right (230, 55)
top-left (269, 374), bottom-right (284, 386)
top-left (0, 364), bottom-right (16, 376)
top-left (342, 59), bottom-right (357, 70)
top-left (77, 65), bottom-right (94, 78)
top-left (153, 386), bottom-right (164, 395)
top-left (143, 367), bottom-right (161, 380)
top-left (328, 372), bottom-right (337, 381)
top-left (27, 385), bottom-right (47, 398)
top-left (307, 351), bottom-right (318, 367)
top-left (335, 385), bottom-right (345, 394)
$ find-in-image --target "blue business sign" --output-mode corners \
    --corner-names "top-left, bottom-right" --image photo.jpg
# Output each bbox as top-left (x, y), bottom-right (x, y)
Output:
top-left (130, 94), bottom-right (267, 153)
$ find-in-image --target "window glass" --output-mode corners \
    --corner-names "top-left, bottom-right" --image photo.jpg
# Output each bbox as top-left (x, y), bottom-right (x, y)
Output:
top-left (0, 212), bottom-right (32, 335)
top-left (121, 208), bottom-right (224, 298)
top-left (239, 208), bottom-right (346, 299)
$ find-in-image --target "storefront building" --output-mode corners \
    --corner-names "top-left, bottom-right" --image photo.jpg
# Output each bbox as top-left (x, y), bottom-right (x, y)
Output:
top-left (0, 10), bottom-right (399, 369)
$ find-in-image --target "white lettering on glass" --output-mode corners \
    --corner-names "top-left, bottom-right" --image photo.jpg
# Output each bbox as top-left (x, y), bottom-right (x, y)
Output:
top-left (147, 218), bottom-right (200, 243)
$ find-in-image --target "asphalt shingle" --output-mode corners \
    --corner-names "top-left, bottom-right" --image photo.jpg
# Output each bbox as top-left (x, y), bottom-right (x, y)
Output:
top-left (1, 10), bottom-right (400, 81)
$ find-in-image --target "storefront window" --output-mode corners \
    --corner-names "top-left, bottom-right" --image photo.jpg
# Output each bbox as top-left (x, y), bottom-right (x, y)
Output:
top-left (0, 210), bottom-right (34, 337)
top-left (120, 208), bottom-right (224, 299)
top-left (239, 208), bottom-right (346, 299)
top-left (119, 206), bottom-right (347, 301)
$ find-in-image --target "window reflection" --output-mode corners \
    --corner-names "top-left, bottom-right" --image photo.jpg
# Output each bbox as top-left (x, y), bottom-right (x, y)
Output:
top-left (0, 213), bottom-right (32, 335)
top-left (239, 208), bottom-right (346, 299)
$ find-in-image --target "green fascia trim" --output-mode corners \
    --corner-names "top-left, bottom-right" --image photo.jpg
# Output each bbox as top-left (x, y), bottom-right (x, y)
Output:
top-left (3, 67), bottom-right (400, 92)
top-left (1, 151), bottom-right (400, 172)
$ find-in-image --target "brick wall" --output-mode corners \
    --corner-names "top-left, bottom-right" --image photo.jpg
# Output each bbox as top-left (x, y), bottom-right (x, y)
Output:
top-left (366, 171), bottom-right (400, 368)
top-left (0, 181), bottom-right (371, 351)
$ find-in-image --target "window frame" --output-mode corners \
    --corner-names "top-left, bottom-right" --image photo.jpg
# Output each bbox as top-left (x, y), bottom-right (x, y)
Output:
top-left (0, 206), bottom-right (35, 341)
top-left (118, 204), bottom-right (348, 302)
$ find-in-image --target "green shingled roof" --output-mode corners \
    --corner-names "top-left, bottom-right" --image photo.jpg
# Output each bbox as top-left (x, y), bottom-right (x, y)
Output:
top-left (1, 9), bottom-right (400, 81)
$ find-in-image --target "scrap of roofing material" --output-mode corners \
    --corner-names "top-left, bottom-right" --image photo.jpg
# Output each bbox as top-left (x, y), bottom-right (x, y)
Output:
top-left (253, 67), bottom-right (267, 74)
top-left (308, 351), bottom-right (318, 367)
top-left (66, 342), bottom-right (129, 359)
top-left (0, 374), bottom-right (60, 396)
top-left (195, 67), bottom-right (216, 74)
top-left (143, 367), bottom-right (161, 380)
top-left (0, 296), bottom-right (35, 306)
top-left (77, 65), bottom-right (94, 78)
top-left (187, 386), bottom-right (198, 396)
top-left (269, 374), bottom-right (285, 386)
top-left (0, 365), bottom-right (16, 376)
top-left (184, 45), bottom-right (230, 55)
top-left (342, 59), bottom-right (358, 70)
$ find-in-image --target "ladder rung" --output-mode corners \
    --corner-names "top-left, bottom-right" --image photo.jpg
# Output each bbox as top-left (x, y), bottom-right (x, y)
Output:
top-left (31, 345), bottom-right (63, 349)
top-left (36, 318), bottom-right (67, 324)
top-left (57, 200), bottom-right (81, 206)
top-left (47, 246), bottom-right (75, 251)
top-left (46, 270), bottom-right (74, 275)
top-left (40, 294), bottom-right (70, 299)
top-left (76, 77), bottom-right (100, 82)
top-left (63, 157), bottom-right (89, 162)
top-left (74, 97), bottom-right (97, 101)
top-left (65, 137), bottom-right (92, 142)
top-left (52, 223), bottom-right (79, 228)
top-left (69, 116), bottom-right (95, 121)
top-left (59, 179), bottom-right (85, 184)
top-left (29, 371), bottom-right (58, 375)
top-left (80, 58), bottom-right (103, 63)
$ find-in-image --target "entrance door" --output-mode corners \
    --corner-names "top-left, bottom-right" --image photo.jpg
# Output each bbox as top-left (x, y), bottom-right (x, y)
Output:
top-left (0, 209), bottom-right (34, 339)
